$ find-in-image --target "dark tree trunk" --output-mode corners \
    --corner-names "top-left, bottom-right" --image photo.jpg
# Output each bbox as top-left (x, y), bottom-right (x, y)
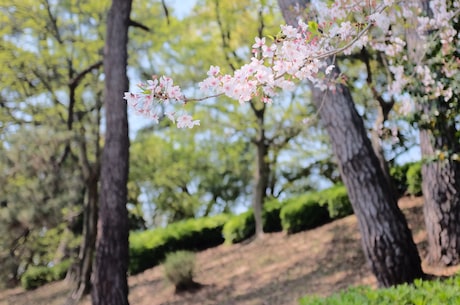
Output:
top-left (251, 103), bottom-right (270, 237)
top-left (278, 0), bottom-right (424, 287)
top-left (91, 0), bottom-right (131, 304)
top-left (420, 105), bottom-right (460, 266)
top-left (411, 0), bottom-right (460, 267)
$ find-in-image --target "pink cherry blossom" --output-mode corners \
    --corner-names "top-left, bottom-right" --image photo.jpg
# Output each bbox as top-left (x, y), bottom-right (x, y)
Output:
top-left (125, 0), bottom-right (459, 129)
top-left (176, 114), bottom-right (200, 129)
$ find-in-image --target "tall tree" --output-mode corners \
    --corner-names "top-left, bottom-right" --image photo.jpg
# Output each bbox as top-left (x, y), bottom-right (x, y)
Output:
top-left (411, 0), bottom-right (460, 266)
top-left (420, 116), bottom-right (460, 265)
top-left (0, 0), bottom-right (106, 289)
top-left (91, 0), bottom-right (131, 304)
top-left (277, 0), bottom-right (424, 287)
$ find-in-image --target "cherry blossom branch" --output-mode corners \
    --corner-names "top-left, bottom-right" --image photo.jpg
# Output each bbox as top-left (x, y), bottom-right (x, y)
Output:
top-left (124, 0), bottom-right (459, 128)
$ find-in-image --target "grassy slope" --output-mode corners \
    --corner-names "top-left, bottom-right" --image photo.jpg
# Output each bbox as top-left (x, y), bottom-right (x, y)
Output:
top-left (1, 196), bottom-right (458, 305)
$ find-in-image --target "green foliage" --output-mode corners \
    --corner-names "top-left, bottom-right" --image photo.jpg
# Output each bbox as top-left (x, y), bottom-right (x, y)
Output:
top-left (263, 198), bottom-right (283, 232)
top-left (390, 161), bottom-right (423, 196)
top-left (222, 211), bottom-right (255, 244)
top-left (0, 0), bottom-right (110, 287)
top-left (315, 185), bottom-right (353, 219)
top-left (390, 162), bottom-right (414, 196)
top-left (222, 198), bottom-right (283, 244)
top-left (20, 260), bottom-right (71, 290)
top-left (163, 250), bottom-right (196, 291)
top-left (280, 194), bottom-right (330, 234)
top-left (20, 266), bottom-right (53, 291)
top-left (222, 185), bottom-right (350, 241)
top-left (299, 276), bottom-right (460, 305)
top-left (406, 162), bottom-right (423, 196)
top-left (129, 214), bottom-right (228, 274)
top-left (130, 132), bottom-right (253, 223)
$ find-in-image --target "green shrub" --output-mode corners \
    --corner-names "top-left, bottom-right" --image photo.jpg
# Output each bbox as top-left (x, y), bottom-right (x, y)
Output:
top-left (390, 162), bottom-right (413, 196)
top-left (299, 276), bottom-right (460, 305)
top-left (222, 210), bottom-right (255, 244)
top-left (406, 161), bottom-right (423, 196)
top-left (20, 259), bottom-right (71, 290)
top-left (280, 194), bottom-right (330, 234)
top-left (222, 198), bottom-right (283, 244)
top-left (262, 198), bottom-right (283, 232)
top-left (163, 250), bottom-right (197, 292)
top-left (50, 259), bottom-right (71, 280)
top-left (21, 266), bottom-right (53, 290)
top-left (316, 185), bottom-right (353, 219)
top-left (129, 214), bottom-right (228, 274)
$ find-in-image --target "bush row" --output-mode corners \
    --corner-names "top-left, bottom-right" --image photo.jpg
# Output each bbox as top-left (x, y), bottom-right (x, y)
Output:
top-left (299, 276), bottom-right (460, 305)
top-left (223, 184), bottom-right (353, 240)
top-left (280, 184), bottom-right (352, 234)
top-left (129, 214), bottom-right (229, 274)
top-left (222, 198), bottom-right (283, 244)
top-left (21, 259), bottom-right (71, 290)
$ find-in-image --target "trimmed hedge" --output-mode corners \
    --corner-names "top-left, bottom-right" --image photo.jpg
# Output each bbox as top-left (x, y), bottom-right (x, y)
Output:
top-left (280, 194), bottom-right (330, 234)
top-left (222, 198), bottom-right (283, 244)
top-left (316, 185), bottom-right (353, 219)
top-left (21, 259), bottom-right (71, 290)
top-left (129, 214), bottom-right (229, 274)
top-left (223, 185), bottom-right (352, 240)
top-left (280, 185), bottom-right (353, 234)
top-left (222, 210), bottom-right (255, 244)
top-left (263, 198), bottom-right (283, 232)
top-left (299, 276), bottom-right (460, 305)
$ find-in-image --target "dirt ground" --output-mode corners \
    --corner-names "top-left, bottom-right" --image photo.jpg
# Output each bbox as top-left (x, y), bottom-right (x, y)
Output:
top-left (1, 196), bottom-right (459, 305)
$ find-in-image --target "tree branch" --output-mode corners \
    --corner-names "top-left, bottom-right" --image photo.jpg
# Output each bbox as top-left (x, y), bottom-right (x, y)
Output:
top-left (68, 60), bottom-right (103, 88)
top-left (129, 19), bottom-right (150, 32)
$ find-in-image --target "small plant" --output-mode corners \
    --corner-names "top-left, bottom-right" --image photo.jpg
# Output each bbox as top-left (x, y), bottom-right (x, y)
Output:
top-left (163, 250), bottom-right (201, 293)
top-left (20, 259), bottom-right (72, 290)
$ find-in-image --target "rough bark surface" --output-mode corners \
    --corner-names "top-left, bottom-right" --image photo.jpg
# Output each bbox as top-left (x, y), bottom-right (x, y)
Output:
top-left (411, 0), bottom-right (460, 267)
top-left (420, 113), bottom-right (460, 266)
top-left (91, 0), bottom-right (131, 304)
top-left (252, 104), bottom-right (270, 237)
top-left (278, 0), bottom-right (424, 287)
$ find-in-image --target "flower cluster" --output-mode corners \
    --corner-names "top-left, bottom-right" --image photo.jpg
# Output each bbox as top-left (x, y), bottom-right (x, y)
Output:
top-left (124, 76), bottom-right (199, 128)
top-left (378, 0), bottom-right (460, 113)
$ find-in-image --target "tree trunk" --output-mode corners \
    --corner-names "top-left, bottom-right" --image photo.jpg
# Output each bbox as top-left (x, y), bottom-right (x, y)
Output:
top-left (420, 107), bottom-right (460, 266)
top-left (411, 0), bottom-right (460, 267)
top-left (278, 0), bottom-right (424, 287)
top-left (91, 0), bottom-right (131, 304)
top-left (70, 176), bottom-right (98, 302)
top-left (251, 104), bottom-right (270, 237)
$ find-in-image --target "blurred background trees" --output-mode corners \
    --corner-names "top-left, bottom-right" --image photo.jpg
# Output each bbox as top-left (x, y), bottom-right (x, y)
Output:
top-left (2, 0), bottom-right (458, 299)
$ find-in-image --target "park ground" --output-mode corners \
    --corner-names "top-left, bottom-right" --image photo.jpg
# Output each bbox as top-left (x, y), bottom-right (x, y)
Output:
top-left (1, 196), bottom-right (459, 305)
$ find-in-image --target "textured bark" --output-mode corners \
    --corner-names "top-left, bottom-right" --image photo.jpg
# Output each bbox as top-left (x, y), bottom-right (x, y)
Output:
top-left (278, 0), bottom-right (424, 287)
top-left (409, 0), bottom-right (460, 267)
top-left (252, 104), bottom-right (270, 237)
top-left (91, 0), bottom-right (131, 304)
top-left (73, 176), bottom-right (98, 298)
top-left (370, 114), bottom-right (394, 197)
top-left (420, 109), bottom-right (460, 266)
